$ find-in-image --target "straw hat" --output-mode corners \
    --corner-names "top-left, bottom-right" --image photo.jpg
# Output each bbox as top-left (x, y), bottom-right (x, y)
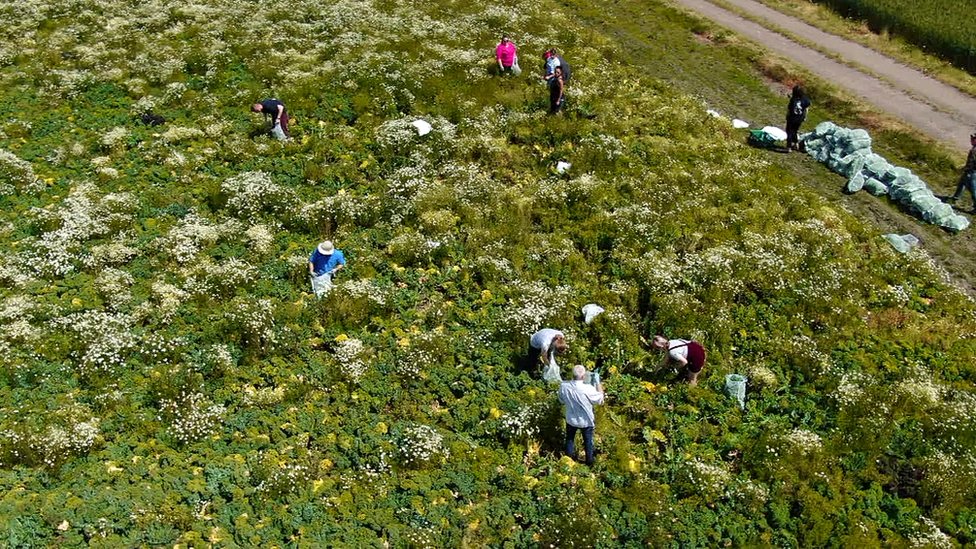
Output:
top-left (317, 241), bottom-right (335, 255)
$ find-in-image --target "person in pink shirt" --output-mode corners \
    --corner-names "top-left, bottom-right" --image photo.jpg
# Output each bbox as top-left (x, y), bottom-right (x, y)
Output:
top-left (495, 36), bottom-right (518, 75)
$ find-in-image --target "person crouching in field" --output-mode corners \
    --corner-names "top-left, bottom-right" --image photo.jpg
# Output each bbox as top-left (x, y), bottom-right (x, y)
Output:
top-left (652, 335), bottom-right (707, 386)
top-left (251, 98), bottom-right (290, 141)
top-left (308, 240), bottom-right (345, 297)
top-left (528, 328), bottom-right (568, 382)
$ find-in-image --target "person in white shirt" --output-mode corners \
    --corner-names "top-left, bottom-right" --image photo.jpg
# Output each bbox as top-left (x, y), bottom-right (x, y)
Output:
top-left (527, 328), bottom-right (568, 381)
top-left (558, 364), bottom-right (605, 465)
top-left (652, 335), bottom-right (707, 386)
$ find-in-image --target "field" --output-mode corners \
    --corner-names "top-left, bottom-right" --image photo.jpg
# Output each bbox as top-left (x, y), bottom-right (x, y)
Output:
top-left (809, 0), bottom-right (976, 75)
top-left (1, 0), bottom-right (975, 546)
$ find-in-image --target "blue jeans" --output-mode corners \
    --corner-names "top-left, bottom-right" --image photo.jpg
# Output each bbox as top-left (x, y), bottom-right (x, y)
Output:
top-left (565, 424), bottom-right (594, 465)
top-left (952, 171), bottom-right (976, 204)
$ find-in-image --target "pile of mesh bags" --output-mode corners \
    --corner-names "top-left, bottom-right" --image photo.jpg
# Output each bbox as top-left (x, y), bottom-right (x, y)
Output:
top-left (803, 122), bottom-right (969, 232)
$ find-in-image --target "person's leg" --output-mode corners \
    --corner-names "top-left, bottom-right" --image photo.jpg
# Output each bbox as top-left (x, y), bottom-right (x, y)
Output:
top-left (525, 346), bottom-right (541, 375)
top-left (686, 342), bottom-right (706, 386)
top-left (966, 172), bottom-right (976, 209)
top-left (950, 171), bottom-right (971, 201)
top-left (582, 426), bottom-right (595, 465)
top-left (280, 111), bottom-right (290, 137)
top-left (565, 424), bottom-right (577, 459)
top-left (785, 118), bottom-right (800, 149)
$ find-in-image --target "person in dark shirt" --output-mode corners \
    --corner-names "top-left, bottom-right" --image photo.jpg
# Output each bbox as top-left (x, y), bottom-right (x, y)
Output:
top-left (548, 66), bottom-right (565, 115)
top-left (251, 99), bottom-right (289, 140)
top-left (785, 86), bottom-right (811, 152)
top-left (946, 133), bottom-right (976, 213)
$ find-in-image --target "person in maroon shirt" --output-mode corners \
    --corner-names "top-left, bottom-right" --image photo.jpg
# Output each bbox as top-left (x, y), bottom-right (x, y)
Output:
top-left (251, 98), bottom-right (289, 140)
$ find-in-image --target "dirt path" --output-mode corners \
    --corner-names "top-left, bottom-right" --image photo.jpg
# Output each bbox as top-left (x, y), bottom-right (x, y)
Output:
top-left (573, 0), bottom-right (976, 295)
top-left (670, 0), bottom-right (976, 153)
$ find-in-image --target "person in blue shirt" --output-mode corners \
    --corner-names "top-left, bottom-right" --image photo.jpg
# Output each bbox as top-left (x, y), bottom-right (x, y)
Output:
top-left (308, 240), bottom-right (346, 297)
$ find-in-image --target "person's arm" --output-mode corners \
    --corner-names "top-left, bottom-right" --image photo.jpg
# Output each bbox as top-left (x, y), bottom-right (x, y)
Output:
top-left (538, 345), bottom-right (551, 365)
top-left (658, 350), bottom-right (669, 368)
top-left (965, 149), bottom-right (976, 172)
top-left (671, 351), bottom-right (688, 367)
top-left (330, 254), bottom-right (346, 275)
top-left (588, 384), bottom-right (605, 405)
top-left (275, 104), bottom-right (284, 125)
top-left (557, 78), bottom-right (564, 101)
top-left (308, 261), bottom-right (315, 275)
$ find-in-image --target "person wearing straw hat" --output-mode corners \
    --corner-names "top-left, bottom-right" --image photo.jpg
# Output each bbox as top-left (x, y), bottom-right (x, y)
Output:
top-left (652, 335), bottom-right (707, 386)
top-left (308, 240), bottom-right (345, 297)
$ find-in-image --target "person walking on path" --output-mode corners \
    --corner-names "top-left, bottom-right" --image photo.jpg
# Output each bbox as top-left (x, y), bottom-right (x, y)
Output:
top-left (946, 132), bottom-right (976, 213)
top-left (251, 98), bottom-right (290, 141)
top-left (652, 335), bottom-right (707, 386)
top-left (558, 365), bottom-right (605, 466)
top-left (528, 328), bottom-right (568, 382)
top-left (496, 36), bottom-right (519, 75)
top-left (308, 240), bottom-right (345, 297)
top-left (785, 86), bottom-right (811, 152)
top-left (548, 66), bottom-right (565, 115)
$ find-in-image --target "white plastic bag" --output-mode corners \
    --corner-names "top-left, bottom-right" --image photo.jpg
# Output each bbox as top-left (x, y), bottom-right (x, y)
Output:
top-left (732, 119), bottom-right (750, 129)
top-left (411, 119), bottom-right (433, 136)
top-left (512, 56), bottom-right (522, 76)
top-left (542, 359), bottom-right (561, 383)
top-left (311, 272), bottom-right (333, 297)
top-left (555, 161), bottom-right (571, 174)
top-left (760, 126), bottom-right (787, 141)
top-left (581, 304), bottom-right (604, 324)
top-left (271, 123), bottom-right (287, 141)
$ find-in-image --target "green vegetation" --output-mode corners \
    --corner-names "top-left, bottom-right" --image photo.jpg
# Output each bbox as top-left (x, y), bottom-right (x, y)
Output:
top-left (751, 0), bottom-right (976, 98)
top-left (0, 0), bottom-right (974, 546)
top-left (809, 0), bottom-right (976, 75)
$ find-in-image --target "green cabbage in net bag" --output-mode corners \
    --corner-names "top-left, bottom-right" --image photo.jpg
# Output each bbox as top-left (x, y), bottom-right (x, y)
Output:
top-left (725, 374), bottom-right (747, 410)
